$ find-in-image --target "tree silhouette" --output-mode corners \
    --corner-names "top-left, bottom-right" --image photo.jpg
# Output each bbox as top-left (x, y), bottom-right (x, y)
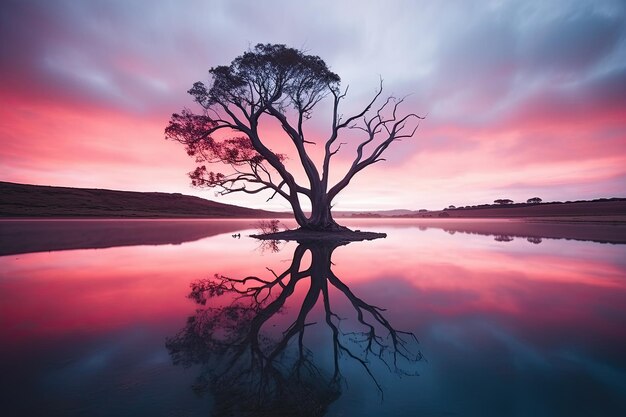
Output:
top-left (494, 199), bottom-right (514, 205)
top-left (527, 197), bottom-right (542, 204)
top-left (494, 234), bottom-right (514, 242)
top-left (166, 241), bottom-right (422, 416)
top-left (165, 44), bottom-right (422, 231)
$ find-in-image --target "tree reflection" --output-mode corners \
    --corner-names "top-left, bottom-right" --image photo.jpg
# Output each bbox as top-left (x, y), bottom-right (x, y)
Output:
top-left (166, 240), bottom-right (422, 416)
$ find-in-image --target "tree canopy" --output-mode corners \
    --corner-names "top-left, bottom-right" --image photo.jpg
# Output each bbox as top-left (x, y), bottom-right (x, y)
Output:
top-left (494, 199), bottom-right (514, 205)
top-left (166, 44), bottom-right (422, 231)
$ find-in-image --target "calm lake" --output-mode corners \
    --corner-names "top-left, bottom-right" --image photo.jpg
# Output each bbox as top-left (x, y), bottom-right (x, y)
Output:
top-left (1, 219), bottom-right (625, 416)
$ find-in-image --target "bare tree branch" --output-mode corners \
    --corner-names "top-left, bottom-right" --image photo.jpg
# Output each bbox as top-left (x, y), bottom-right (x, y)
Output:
top-left (166, 44), bottom-right (422, 231)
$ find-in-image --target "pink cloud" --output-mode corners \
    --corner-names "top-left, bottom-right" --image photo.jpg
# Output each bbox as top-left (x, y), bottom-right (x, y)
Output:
top-left (1, 0), bottom-right (625, 210)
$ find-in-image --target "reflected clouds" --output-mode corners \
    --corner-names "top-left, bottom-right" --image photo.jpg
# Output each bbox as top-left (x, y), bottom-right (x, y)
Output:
top-left (1, 219), bottom-right (625, 415)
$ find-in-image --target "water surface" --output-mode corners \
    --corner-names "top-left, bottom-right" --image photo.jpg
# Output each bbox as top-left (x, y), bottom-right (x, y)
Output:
top-left (1, 219), bottom-right (625, 416)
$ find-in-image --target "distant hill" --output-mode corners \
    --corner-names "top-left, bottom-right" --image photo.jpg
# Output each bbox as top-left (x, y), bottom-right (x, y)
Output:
top-left (334, 199), bottom-right (626, 219)
top-left (2, 181), bottom-right (624, 220)
top-left (334, 200), bottom-right (625, 219)
top-left (334, 209), bottom-right (415, 218)
top-left (0, 182), bottom-right (283, 218)
top-left (408, 199), bottom-right (626, 219)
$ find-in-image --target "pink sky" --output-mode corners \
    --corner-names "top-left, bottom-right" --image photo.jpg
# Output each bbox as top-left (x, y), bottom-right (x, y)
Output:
top-left (1, 0), bottom-right (625, 210)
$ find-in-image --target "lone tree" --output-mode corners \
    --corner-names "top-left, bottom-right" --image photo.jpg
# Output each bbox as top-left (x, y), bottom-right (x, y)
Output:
top-left (494, 199), bottom-right (514, 205)
top-left (165, 44), bottom-right (422, 231)
top-left (527, 197), bottom-right (542, 204)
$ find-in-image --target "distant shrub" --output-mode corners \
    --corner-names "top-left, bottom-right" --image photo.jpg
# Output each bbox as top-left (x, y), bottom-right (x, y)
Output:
top-left (257, 219), bottom-right (282, 234)
top-left (494, 199), bottom-right (514, 205)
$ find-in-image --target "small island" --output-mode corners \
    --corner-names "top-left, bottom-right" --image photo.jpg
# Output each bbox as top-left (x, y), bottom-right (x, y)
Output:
top-left (250, 229), bottom-right (387, 243)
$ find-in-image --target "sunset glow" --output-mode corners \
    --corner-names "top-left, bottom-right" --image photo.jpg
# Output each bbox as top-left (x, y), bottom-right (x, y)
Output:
top-left (1, 0), bottom-right (625, 210)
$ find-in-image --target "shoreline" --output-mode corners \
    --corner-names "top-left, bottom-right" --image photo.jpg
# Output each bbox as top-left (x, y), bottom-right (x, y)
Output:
top-left (1, 217), bottom-right (625, 256)
top-left (1, 215), bottom-right (625, 223)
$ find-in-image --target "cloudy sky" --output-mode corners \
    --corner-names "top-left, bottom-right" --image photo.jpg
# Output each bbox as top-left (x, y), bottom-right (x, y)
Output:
top-left (1, 0), bottom-right (625, 211)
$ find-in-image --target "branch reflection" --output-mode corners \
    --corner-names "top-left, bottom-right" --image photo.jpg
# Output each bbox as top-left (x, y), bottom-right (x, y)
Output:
top-left (166, 240), bottom-right (422, 416)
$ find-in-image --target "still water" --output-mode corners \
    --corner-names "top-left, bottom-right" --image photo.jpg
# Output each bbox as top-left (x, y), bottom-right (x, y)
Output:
top-left (1, 219), bottom-right (625, 416)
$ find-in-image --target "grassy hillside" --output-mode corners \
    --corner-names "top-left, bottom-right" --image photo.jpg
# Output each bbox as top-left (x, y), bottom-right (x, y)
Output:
top-left (0, 181), bottom-right (283, 218)
top-left (423, 199), bottom-right (626, 219)
top-left (339, 199), bottom-right (626, 220)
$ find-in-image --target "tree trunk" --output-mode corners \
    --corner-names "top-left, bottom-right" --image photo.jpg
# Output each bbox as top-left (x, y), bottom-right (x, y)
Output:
top-left (301, 191), bottom-right (347, 231)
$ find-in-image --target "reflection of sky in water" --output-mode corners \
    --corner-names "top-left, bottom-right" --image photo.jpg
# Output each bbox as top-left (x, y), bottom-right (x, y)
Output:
top-left (0, 219), bottom-right (625, 416)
